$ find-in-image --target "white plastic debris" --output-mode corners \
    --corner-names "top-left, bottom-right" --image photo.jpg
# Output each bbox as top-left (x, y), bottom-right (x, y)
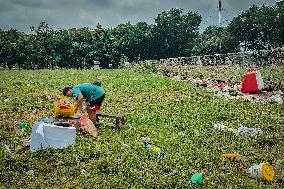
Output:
top-left (3, 144), bottom-right (14, 157)
top-left (26, 170), bottom-right (34, 175)
top-left (173, 75), bottom-right (182, 81)
top-left (30, 121), bottom-right (76, 152)
top-left (194, 79), bottom-right (203, 85)
top-left (81, 169), bottom-right (86, 174)
top-left (213, 123), bottom-right (228, 130)
top-left (268, 94), bottom-right (283, 104)
top-left (237, 126), bottom-right (263, 137)
top-left (213, 123), bottom-right (238, 133)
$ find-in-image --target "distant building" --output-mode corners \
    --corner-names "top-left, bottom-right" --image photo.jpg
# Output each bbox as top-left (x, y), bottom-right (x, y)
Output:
top-left (93, 60), bottom-right (100, 70)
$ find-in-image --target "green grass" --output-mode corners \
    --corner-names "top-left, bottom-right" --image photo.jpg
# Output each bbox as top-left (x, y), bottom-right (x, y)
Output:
top-left (0, 68), bottom-right (283, 188)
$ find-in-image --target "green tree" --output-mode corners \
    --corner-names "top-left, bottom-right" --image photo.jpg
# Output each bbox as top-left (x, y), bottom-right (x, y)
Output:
top-left (30, 22), bottom-right (56, 69)
top-left (228, 5), bottom-right (262, 51)
top-left (110, 21), bottom-right (154, 63)
top-left (93, 24), bottom-right (118, 68)
top-left (228, 4), bottom-right (281, 51)
top-left (0, 29), bottom-right (21, 69)
top-left (192, 26), bottom-right (239, 55)
top-left (153, 8), bottom-right (201, 59)
top-left (274, 1), bottom-right (284, 47)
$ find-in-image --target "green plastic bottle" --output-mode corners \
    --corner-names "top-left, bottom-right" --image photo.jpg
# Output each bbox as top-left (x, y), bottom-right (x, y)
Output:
top-left (189, 172), bottom-right (203, 186)
top-left (18, 122), bottom-right (28, 135)
top-left (18, 122), bottom-right (28, 129)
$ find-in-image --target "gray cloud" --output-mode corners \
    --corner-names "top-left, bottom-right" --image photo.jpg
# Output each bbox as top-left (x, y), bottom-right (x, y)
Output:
top-left (0, 0), bottom-right (279, 32)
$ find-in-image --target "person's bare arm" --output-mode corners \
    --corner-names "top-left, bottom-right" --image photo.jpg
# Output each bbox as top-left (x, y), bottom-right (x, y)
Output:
top-left (76, 93), bottom-right (83, 116)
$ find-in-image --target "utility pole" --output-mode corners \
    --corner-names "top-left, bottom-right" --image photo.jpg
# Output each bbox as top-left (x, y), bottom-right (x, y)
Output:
top-left (219, 0), bottom-right (222, 27)
top-left (218, 0), bottom-right (222, 53)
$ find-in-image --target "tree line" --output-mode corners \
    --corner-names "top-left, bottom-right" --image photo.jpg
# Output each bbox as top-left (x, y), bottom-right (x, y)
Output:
top-left (0, 1), bottom-right (284, 69)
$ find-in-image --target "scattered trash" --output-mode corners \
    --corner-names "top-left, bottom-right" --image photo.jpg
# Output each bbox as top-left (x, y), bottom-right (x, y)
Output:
top-left (26, 170), bottom-right (34, 175)
top-left (241, 71), bottom-right (264, 94)
top-left (53, 96), bottom-right (75, 118)
top-left (189, 172), bottom-right (203, 186)
top-left (268, 94), bottom-right (283, 104)
top-left (211, 86), bottom-right (221, 94)
top-left (156, 63), bottom-right (283, 104)
top-left (18, 122), bottom-right (28, 129)
top-left (237, 126), bottom-right (263, 137)
top-left (194, 79), bottom-right (205, 87)
top-left (81, 169), bottom-right (86, 174)
top-left (146, 144), bottom-right (164, 158)
top-left (80, 116), bottom-right (97, 137)
top-left (142, 137), bottom-right (164, 158)
top-left (222, 153), bottom-right (242, 160)
top-left (199, 83), bottom-right (208, 88)
top-left (141, 137), bottom-right (151, 143)
top-left (213, 123), bottom-right (263, 137)
top-left (164, 170), bottom-right (177, 177)
top-left (172, 75), bottom-right (182, 81)
top-left (213, 123), bottom-right (237, 134)
top-left (248, 163), bottom-right (275, 182)
top-left (18, 122), bottom-right (28, 135)
top-left (229, 89), bottom-right (238, 97)
top-left (213, 123), bottom-right (228, 130)
top-left (122, 144), bottom-right (130, 150)
top-left (30, 119), bottom-right (76, 152)
top-left (217, 91), bottom-right (229, 97)
top-left (15, 139), bottom-right (31, 154)
top-left (3, 144), bottom-right (14, 157)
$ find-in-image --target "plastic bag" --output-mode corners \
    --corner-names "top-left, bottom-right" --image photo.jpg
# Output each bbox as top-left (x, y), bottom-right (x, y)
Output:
top-left (80, 116), bottom-right (97, 138)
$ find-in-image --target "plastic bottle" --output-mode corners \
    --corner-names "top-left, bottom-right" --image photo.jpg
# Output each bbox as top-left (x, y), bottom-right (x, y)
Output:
top-left (18, 122), bottom-right (28, 129)
top-left (222, 153), bottom-right (242, 160)
top-left (142, 138), bottom-right (164, 158)
top-left (248, 162), bottom-right (274, 182)
top-left (18, 122), bottom-right (28, 135)
top-left (189, 172), bottom-right (203, 186)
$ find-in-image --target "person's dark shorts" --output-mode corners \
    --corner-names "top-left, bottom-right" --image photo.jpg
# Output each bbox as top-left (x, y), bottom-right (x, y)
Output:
top-left (88, 94), bottom-right (105, 111)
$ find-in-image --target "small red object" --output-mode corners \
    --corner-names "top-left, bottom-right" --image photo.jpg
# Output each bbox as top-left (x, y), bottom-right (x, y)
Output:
top-left (67, 120), bottom-right (77, 125)
top-left (58, 104), bottom-right (71, 109)
top-left (219, 83), bottom-right (226, 88)
top-left (241, 71), bottom-right (264, 93)
top-left (80, 116), bottom-right (87, 125)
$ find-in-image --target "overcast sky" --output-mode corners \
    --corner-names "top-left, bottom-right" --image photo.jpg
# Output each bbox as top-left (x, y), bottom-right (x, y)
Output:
top-left (0, 0), bottom-right (279, 33)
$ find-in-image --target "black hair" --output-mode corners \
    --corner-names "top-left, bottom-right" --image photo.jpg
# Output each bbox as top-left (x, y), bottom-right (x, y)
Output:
top-left (93, 81), bottom-right (102, 87)
top-left (63, 86), bottom-right (72, 96)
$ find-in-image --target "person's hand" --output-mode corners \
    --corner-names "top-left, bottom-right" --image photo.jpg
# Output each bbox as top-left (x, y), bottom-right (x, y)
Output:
top-left (74, 111), bottom-right (82, 118)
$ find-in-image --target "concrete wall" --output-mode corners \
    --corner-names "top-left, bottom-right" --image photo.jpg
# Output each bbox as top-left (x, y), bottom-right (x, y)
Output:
top-left (131, 48), bottom-right (284, 66)
top-left (160, 49), bottom-right (284, 66)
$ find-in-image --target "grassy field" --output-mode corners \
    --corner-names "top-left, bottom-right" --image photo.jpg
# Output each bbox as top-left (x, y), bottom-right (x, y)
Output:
top-left (0, 68), bottom-right (283, 188)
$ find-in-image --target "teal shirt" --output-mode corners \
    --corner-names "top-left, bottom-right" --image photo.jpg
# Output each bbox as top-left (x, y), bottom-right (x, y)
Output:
top-left (72, 83), bottom-right (105, 102)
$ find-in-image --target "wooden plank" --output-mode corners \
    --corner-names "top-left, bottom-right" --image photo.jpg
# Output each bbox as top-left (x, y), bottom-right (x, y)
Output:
top-left (95, 111), bottom-right (126, 129)
top-left (96, 111), bottom-right (124, 118)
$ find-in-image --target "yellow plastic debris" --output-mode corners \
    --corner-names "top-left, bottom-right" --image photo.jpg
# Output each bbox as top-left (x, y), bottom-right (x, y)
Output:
top-left (222, 153), bottom-right (241, 159)
top-left (53, 96), bottom-right (75, 118)
top-left (248, 162), bottom-right (275, 182)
